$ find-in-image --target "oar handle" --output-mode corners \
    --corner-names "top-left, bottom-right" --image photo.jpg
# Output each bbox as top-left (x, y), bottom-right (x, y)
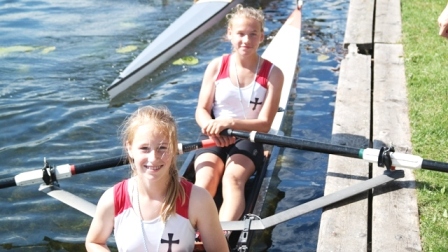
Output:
top-left (0, 139), bottom-right (216, 189)
top-left (178, 138), bottom-right (215, 154)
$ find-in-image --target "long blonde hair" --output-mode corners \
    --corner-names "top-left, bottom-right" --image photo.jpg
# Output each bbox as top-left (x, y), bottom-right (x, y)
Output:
top-left (120, 105), bottom-right (185, 222)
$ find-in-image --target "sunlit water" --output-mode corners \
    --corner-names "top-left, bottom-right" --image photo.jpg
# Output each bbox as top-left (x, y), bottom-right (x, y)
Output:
top-left (0, 0), bottom-right (347, 251)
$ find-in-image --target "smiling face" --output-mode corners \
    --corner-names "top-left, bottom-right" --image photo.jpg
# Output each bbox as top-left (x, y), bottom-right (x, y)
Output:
top-left (227, 16), bottom-right (264, 56)
top-left (126, 124), bottom-right (173, 181)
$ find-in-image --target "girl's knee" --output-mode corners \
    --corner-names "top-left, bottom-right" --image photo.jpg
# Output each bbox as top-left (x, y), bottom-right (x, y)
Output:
top-left (222, 174), bottom-right (245, 189)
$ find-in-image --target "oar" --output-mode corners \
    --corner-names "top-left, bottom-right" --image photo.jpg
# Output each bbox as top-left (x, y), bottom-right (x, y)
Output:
top-left (0, 139), bottom-right (215, 189)
top-left (221, 169), bottom-right (405, 231)
top-left (40, 184), bottom-right (98, 217)
top-left (222, 129), bottom-right (448, 173)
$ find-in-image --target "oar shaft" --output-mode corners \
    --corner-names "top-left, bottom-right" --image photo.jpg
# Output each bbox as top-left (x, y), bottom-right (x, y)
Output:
top-left (73, 156), bottom-right (126, 175)
top-left (421, 160), bottom-right (448, 173)
top-left (0, 177), bottom-right (16, 189)
top-left (226, 129), bottom-right (361, 158)
top-left (74, 138), bottom-right (217, 174)
top-left (0, 139), bottom-right (216, 189)
top-left (225, 129), bottom-right (448, 172)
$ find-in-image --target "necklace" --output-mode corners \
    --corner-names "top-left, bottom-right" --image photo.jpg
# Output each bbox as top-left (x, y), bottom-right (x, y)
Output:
top-left (234, 55), bottom-right (260, 119)
top-left (135, 179), bottom-right (150, 252)
top-left (134, 179), bottom-right (167, 252)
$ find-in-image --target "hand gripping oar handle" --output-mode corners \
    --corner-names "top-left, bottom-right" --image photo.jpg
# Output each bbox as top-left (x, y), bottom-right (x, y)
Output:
top-left (0, 139), bottom-right (216, 189)
top-left (222, 129), bottom-right (448, 173)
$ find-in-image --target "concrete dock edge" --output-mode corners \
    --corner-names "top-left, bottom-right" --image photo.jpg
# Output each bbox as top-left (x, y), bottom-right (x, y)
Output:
top-left (317, 0), bottom-right (422, 251)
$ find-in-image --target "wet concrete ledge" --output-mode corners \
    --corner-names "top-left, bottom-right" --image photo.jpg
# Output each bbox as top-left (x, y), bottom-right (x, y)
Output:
top-left (316, 0), bottom-right (422, 251)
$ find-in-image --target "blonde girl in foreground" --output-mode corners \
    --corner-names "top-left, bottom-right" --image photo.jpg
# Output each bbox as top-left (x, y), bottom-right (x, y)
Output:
top-left (86, 105), bottom-right (229, 251)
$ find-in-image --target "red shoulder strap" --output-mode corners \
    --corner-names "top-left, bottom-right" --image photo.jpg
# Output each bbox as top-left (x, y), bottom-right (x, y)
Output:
top-left (176, 179), bottom-right (193, 218)
top-left (255, 59), bottom-right (273, 89)
top-left (113, 179), bottom-right (131, 216)
top-left (216, 54), bottom-right (231, 81)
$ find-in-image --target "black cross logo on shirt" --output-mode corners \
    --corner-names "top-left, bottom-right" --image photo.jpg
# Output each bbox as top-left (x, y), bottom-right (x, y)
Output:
top-left (161, 233), bottom-right (179, 252)
top-left (250, 98), bottom-right (262, 110)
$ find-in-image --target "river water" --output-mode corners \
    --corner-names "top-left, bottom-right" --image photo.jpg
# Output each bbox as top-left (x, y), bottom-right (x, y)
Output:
top-left (0, 0), bottom-right (347, 251)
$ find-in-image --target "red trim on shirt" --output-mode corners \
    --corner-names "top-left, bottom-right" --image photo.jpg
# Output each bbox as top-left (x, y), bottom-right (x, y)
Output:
top-left (215, 54), bottom-right (272, 89)
top-left (255, 60), bottom-right (273, 89)
top-left (216, 54), bottom-right (231, 80)
top-left (113, 179), bottom-right (193, 219)
top-left (176, 179), bottom-right (192, 219)
top-left (114, 179), bottom-right (132, 216)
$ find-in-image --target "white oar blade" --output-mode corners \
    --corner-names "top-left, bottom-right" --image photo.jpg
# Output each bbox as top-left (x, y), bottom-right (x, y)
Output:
top-left (39, 184), bottom-right (96, 217)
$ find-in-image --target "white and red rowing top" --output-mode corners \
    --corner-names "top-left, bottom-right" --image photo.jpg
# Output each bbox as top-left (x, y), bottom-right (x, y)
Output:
top-left (113, 179), bottom-right (195, 252)
top-left (212, 54), bottom-right (274, 119)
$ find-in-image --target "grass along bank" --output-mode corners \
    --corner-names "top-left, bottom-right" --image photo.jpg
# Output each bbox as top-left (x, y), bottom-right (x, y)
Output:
top-left (401, 0), bottom-right (448, 251)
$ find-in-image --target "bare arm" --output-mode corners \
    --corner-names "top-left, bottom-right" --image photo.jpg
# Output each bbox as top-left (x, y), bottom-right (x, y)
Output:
top-left (190, 185), bottom-right (229, 252)
top-left (195, 57), bottom-right (235, 146)
top-left (85, 188), bottom-right (115, 252)
top-left (195, 57), bottom-right (220, 129)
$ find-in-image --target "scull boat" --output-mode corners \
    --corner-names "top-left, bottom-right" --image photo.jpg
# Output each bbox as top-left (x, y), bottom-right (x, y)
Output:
top-left (179, 3), bottom-right (303, 251)
top-left (107, 0), bottom-right (243, 99)
top-left (4, 2), bottom-right (448, 251)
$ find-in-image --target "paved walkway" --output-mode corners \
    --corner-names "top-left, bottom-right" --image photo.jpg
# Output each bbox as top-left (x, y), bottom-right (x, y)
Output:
top-left (316, 0), bottom-right (422, 251)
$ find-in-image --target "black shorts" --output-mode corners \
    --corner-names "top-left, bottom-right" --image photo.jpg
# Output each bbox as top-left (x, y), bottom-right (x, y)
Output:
top-left (194, 134), bottom-right (265, 170)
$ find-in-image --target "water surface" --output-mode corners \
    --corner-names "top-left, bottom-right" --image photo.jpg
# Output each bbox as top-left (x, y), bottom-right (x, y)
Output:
top-left (0, 0), bottom-right (347, 251)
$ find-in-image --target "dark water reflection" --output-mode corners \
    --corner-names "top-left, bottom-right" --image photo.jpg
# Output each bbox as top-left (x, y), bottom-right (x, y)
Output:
top-left (0, 0), bottom-right (347, 251)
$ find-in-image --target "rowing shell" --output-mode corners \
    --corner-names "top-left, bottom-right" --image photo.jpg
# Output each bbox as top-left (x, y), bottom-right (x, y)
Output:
top-left (106, 0), bottom-right (243, 99)
top-left (4, 2), bottom-right (447, 248)
top-left (179, 4), bottom-right (303, 251)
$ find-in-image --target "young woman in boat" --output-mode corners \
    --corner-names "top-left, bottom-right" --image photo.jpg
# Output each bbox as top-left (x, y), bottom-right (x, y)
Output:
top-left (85, 105), bottom-right (229, 251)
top-left (194, 4), bottom-right (284, 233)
